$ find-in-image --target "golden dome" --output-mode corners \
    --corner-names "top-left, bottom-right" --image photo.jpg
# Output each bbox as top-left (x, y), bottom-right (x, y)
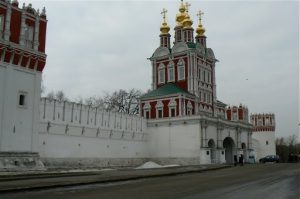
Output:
top-left (182, 13), bottom-right (193, 28)
top-left (196, 10), bottom-right (205, 36)
top-left (176, 0), bottom-right (186, 27)
top-left (196, 24), bottom-right (205, 36)
top-left (182, 2), bottom-right (193, 28)
top-left (160, 22), bottom-right (170, 34)
top-left (160, 8), bottom-right (170, 35)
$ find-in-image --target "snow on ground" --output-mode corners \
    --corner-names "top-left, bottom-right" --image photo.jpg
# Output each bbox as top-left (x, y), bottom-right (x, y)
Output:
top-left (59, 168), bottom-right (115, 173)
top-left (135, 161), bottom-right (179, 169)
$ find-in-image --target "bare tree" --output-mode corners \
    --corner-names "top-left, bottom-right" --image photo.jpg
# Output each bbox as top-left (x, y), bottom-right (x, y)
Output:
top-left (102, 89), bottom-right (143, 114)
top-left (55, 90), bottom-right (68, 102)
top-left (287, 134), bottom-right (297, 146)
top-left (46, 91), bottom-right (55, 100)
top-left (276, 135), bottom-right (300, 162)
top-left (85, 96), bottom-right (105, 108)
top-left (46, 90), bottom-right (68, 102)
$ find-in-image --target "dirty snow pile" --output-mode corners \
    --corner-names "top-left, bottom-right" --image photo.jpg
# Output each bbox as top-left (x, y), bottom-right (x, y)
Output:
top-left (135, 161), bottom-right (179, 169)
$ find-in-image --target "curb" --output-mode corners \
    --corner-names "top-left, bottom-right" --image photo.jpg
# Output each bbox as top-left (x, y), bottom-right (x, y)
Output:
top-left (0, 165), bottom-right (231, 193)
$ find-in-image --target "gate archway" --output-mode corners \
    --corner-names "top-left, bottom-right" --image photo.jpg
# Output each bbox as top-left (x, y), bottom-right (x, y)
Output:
top-left (241, 142), bottom-right (247, 162)
top-left (223, 137), bottom-right (235, 164)
top-left (208, 139), bottom-right (216, 164)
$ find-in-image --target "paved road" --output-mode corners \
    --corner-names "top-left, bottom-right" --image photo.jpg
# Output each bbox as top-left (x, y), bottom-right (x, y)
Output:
top-left (1, 163), bottom-right (299, 199)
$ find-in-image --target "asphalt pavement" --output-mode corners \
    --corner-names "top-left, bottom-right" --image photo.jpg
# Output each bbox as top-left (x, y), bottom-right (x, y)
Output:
top-left (0, 163), bottom-right (299, 199)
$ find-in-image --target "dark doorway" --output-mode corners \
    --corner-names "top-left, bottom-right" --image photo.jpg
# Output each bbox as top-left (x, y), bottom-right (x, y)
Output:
top-left (223, 137), bottom-right (235, 164)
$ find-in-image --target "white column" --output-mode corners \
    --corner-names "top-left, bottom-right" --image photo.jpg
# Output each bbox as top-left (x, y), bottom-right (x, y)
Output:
top-left (179, 97), bottom-right (182, 116)
top-left (4, 4), bottom-right (11, 41)
top-left (33, 16), bottom-right (40, 50)
top-left (212, 63), bottom-right (217, 116)
top-left (204, 126), bottom-right (208, 147)
top-left (152, 61), bottom-right (156, 89)
top-left (19, 11), bottom-right (26, 46)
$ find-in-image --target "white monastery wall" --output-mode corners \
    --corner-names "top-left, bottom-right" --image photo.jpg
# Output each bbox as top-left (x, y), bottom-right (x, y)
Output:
top-left (252, 131), bottom-right (276, 160)
top-left (0, 64), bottom-right (41, 152)
top-left (38, 98), bottom-right (149, 167)
top-left (147, 116), bottom-right (252, 165)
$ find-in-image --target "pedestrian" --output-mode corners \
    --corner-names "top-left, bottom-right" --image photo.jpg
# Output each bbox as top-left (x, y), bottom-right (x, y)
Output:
top-left (234, 155), bottom-right (237, 166)
top-left (239, 154), bottom-right (244, 166)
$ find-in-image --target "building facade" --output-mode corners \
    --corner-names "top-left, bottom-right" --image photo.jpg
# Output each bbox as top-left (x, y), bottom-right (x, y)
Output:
top-left (140, 1), bottom-right (253, 165)
top-left (0, 1), bottom-right (258, 170)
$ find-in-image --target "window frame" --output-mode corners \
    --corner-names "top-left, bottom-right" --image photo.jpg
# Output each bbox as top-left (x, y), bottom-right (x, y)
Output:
top-left (18, 91), bottom-right (28, 109)
top-left (158, 63), bottom-right (166, 84)
top-left (167, 62), bottom-right (175, 82)
top-left (177, 59), bottom-right (185, 81)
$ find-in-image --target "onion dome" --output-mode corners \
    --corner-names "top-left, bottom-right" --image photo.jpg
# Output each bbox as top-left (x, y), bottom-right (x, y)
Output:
top-left (182, 2), bottom-right (193, 28)
top-left (182, 13), bottom-right (193, 28)
top-left (160, 8), bottom-right (170, 35)
top-left (196, 10), bottom-right (206, 36)
top-left (160, 22), bottom-right (170, 34)
top-left (175, 0), bottom-right (186, 27)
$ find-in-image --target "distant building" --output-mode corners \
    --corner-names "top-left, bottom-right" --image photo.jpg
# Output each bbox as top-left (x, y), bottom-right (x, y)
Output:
top-left (251, 113), bottom-right (276, 160)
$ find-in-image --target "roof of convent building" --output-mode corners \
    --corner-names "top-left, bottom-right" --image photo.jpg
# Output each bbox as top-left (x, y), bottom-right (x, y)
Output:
top-left (141, 83), bottom-right (195, 100)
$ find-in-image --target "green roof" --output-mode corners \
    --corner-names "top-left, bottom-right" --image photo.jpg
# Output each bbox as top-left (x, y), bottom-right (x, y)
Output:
top-left (186, 42), bottom-right (196, 49)
top-left (216, 100), bottom-right (227, 108)
top-left (141, 83), bottom-right (193, 99)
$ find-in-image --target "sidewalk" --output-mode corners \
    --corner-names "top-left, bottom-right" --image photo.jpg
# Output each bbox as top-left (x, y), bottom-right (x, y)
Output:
top-left (0, 164), bottom-right (231, 193)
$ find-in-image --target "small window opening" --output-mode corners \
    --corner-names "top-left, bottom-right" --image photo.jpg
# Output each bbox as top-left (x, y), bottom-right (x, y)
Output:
top-left (171, 108), bottom-right (176, 117)
top-left (158, 109), bottom-right (163, 118)
top-left (19, 94), bottom-right (25, 106)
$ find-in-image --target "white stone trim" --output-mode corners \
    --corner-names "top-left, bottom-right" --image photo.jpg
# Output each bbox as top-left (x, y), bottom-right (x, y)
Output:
top-left (158, 63), bottom-right (165, 84)
top-left (167, 61), bottom-right (175, 82)
top-left (168, 99), bottom-right (177, 117)
top-left (143, 102), bottom-right (151, 118)
top-left (155, 100), bottom-right (164, 118)
top-left (177, 58), bottom-right (185, 81)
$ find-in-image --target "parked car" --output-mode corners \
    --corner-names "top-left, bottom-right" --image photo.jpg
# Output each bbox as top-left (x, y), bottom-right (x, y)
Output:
top-left (259, 155), bottom-right (280, 163)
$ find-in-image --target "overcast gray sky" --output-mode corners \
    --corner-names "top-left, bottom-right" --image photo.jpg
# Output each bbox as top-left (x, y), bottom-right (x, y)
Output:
top-left (23, 0), bottom-right (299, 139)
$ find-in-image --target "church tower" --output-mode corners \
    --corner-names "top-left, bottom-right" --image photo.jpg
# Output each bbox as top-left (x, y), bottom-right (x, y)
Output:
top-left (140, 0), bottom-right (223, 119)
top-left (0, 0), bottom-right (47, 153)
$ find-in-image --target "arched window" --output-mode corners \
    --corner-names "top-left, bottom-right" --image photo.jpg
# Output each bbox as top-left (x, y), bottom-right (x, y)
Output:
top-left (143, 103), bottom-right (151, 119)
top-left (168, 62), bottom-right (175, 82)
top-left (158, 63), bottom-right (165, 84)
top-left (168, 99), bottom-right (177, 117)
top-left (177, 59), bottom-right (185, 81)
top-left (156, 101), bottom-right (164, 118)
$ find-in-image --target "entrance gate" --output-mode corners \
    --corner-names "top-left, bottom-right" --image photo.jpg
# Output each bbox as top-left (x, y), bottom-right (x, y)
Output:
top-left (223, 137), bottom-right (235, 164)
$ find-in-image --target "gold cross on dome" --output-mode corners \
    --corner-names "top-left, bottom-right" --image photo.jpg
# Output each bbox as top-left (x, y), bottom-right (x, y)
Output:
top-left (185, 2), bottom-right (191, 12)
top-left (161, 8), bottom-right (168, 22)
top-left (197, 10), bottom-right (204, 23)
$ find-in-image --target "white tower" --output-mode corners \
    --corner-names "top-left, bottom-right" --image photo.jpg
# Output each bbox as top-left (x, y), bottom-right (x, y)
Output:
top-left (251, 113), bottom-right (276, 160)
top-left (0, 1), bottom-right (47, 169)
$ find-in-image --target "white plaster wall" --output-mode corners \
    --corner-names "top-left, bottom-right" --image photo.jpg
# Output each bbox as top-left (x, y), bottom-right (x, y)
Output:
top-left (0, 64), bottom-right (41, 152)
top-left (252, 131), bottom-right (276, 160)
top-left (0, 66), bottom-right (5, 148)
top-left (38, 99), bottom-right (149, 159)
top-left (38, 132), bottom-right (148, 158)
top-left (206, 125), bottom-right (217, 144)
top-left (147, 122), bottom-right (200, 158)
